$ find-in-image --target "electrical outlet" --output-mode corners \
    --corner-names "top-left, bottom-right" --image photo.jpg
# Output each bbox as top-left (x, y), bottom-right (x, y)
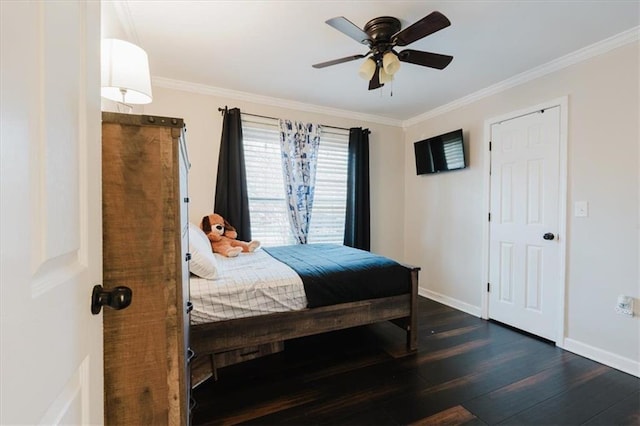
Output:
top-left (615, 295), bottom-right (634, 317)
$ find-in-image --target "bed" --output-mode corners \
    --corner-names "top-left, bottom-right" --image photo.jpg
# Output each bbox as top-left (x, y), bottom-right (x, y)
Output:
top-left (186, 225), bottom-right (419, 386)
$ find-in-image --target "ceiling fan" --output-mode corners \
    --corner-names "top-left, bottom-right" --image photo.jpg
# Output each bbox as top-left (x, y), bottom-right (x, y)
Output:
top-left (312, 11), bottom-right (453, 90)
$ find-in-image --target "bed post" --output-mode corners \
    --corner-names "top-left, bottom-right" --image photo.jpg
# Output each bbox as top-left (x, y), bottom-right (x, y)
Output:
top-left (408, 267), bottom-right (419, 351)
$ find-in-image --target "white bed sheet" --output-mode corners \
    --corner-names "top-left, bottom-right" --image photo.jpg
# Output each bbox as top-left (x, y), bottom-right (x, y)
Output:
top-left (190, 250), bottom-right (308, 324)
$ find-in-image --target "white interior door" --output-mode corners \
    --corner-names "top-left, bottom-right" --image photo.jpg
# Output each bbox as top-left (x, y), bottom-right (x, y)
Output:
top-left (488, 106), bottom-right (562, 341)
top-left (0, 1), bottom-right (103, 424)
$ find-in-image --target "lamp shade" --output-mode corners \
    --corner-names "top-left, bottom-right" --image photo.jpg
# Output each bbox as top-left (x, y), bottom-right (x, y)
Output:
top-left (382, 52), bottom-right (400, 75)
top-left (101, 39), bottom-right (152, 104)
top-left (379, 66), bottom-right (393, 84)
top-left (358, 58), bottom-right (376, 80)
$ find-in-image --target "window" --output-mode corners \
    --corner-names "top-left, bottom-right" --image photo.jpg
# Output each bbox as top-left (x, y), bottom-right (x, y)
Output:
top-left (308, 130), bottom-right (348, 243)
top-left (242, 116), bottom-right (349, 246)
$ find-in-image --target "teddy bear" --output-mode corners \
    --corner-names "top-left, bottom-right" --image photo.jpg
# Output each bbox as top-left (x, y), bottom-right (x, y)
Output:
top-left (200, 213), bottom-right (260, 257)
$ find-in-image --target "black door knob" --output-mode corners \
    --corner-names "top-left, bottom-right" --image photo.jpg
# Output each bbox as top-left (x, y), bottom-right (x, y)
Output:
top-left (91, 284), bottom-right (132, 315)
top-left (543, 233), bottom-right (555, 240)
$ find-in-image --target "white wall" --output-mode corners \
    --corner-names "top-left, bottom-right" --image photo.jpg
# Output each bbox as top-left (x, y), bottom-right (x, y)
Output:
top-left (142, 87), bottom-right (406, 260)
top-left (403, 42), bottom-right (639, 374)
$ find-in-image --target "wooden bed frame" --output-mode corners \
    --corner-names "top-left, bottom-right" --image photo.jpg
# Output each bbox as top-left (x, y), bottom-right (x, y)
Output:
top-left (190, 265), bottom-right (419, 386)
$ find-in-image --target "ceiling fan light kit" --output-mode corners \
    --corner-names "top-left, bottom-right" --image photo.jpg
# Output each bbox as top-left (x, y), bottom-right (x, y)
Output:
top-left (382, 52), bottom-right (401, 75)
top-left (313, 11), bottom-right (454, 91)
top-left (358, 58), bottom-right (377, 80)
top-left (379, 66), bottom-right (393, 84)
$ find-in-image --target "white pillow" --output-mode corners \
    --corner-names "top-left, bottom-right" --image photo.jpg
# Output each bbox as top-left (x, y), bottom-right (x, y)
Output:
top-left (188, 223), bottom-right (218, 279)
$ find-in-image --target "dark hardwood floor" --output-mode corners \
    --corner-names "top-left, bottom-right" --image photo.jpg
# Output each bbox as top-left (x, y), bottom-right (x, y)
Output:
top-left (192, 297), bottom-right (640, 425)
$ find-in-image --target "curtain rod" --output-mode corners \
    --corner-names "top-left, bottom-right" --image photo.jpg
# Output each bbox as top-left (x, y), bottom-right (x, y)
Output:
top-left (217, 107), bottom-right (358, 133)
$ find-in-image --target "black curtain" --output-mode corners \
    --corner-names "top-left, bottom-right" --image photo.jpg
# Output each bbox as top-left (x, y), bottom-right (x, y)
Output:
top-left (214, 107), bottom-right (251, 241)
top-left (344, 127), bottom-right (370, 250)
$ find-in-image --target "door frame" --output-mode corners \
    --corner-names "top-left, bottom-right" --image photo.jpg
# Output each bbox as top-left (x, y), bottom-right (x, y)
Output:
top-left (480, 96), bottom-right (569, 347)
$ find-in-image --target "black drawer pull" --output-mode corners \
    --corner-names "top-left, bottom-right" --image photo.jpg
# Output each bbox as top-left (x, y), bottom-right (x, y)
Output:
top-left (186, 301), bottom-right (193, 314)
top-left (187, 348), bottom-right (195, 364)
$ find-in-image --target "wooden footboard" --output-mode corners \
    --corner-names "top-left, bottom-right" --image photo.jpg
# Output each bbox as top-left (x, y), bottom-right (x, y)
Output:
top-left (190, 266), bottom-right (419, 385)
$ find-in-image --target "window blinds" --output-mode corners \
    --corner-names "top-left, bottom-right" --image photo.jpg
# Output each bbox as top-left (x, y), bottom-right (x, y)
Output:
top-left (242, 117), bottom-right (348, 246)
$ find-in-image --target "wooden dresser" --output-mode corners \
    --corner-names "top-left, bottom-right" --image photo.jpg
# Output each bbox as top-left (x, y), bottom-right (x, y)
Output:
top-left (101, 112), bottom-right (192, 425)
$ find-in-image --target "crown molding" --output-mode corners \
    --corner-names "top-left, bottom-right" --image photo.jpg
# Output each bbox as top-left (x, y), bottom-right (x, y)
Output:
top-left (152, 77), bottom-right (404, 128)
top-left (403, 26), bottom-right (640, 128)
top-left (111, 0), bottom-right (139, 44)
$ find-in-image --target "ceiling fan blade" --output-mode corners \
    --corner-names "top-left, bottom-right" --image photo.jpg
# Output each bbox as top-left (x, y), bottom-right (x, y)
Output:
top-left (368, 64), bottom-right (383, 90)
top-left (326, 16), bottom-right (371, 45)
top-left (398, 49), bottom-right (453, 69)
top-left (312, 54), bottom-right (366, 69)
top-left (393, 11), bottom-right (451, 47)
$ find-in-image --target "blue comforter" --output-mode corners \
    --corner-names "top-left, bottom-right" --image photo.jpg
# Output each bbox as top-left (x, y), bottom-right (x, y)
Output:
top-left (264, 244), bottom-right (411, 308)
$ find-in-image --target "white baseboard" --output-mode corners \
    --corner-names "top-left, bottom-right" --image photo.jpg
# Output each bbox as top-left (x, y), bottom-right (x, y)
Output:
top-left (418, 287), bottom-right (482, 318)
top-left (562, 338), bottom-right (640, 378)
top-left (417, 287), bottom-right (639, 378)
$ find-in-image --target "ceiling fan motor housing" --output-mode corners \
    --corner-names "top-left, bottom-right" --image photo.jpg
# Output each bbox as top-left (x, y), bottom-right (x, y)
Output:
top-left (364, 16), bottom-right (401, 57)
top-left (364, 16), bottom-right (401, 42)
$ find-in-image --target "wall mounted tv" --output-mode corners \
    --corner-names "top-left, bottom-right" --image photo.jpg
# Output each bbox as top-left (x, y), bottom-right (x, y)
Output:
top-left (414, 128), bottom-right (466, 175)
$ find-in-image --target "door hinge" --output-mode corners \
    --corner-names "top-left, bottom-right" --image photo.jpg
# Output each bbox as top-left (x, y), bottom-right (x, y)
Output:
top-left (489, 141), bottom-right (492, 151)
top-left (487, 283), bottom-right (491, 292)
top-left (488, 212), bottom-right (491, 222)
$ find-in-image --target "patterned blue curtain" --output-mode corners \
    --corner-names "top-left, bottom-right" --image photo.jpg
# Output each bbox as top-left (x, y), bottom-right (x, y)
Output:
top-left (278, 119), bottom-right (322, 244)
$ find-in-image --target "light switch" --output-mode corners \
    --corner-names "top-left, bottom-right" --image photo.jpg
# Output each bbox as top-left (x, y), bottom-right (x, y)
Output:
top-left (575, 201), bottom-right (588, 217)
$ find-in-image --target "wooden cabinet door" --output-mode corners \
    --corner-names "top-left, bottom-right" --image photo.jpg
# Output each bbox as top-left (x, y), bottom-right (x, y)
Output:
top-left (102, 113), bottom-right (188, 425)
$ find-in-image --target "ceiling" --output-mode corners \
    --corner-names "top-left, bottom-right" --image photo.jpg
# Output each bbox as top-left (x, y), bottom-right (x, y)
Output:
top-left (107, 1), bottom-right (639, 123)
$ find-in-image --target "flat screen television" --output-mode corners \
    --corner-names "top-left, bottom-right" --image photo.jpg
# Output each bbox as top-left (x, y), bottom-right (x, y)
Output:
top-left (414, 128), bottom-right (466, 175)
